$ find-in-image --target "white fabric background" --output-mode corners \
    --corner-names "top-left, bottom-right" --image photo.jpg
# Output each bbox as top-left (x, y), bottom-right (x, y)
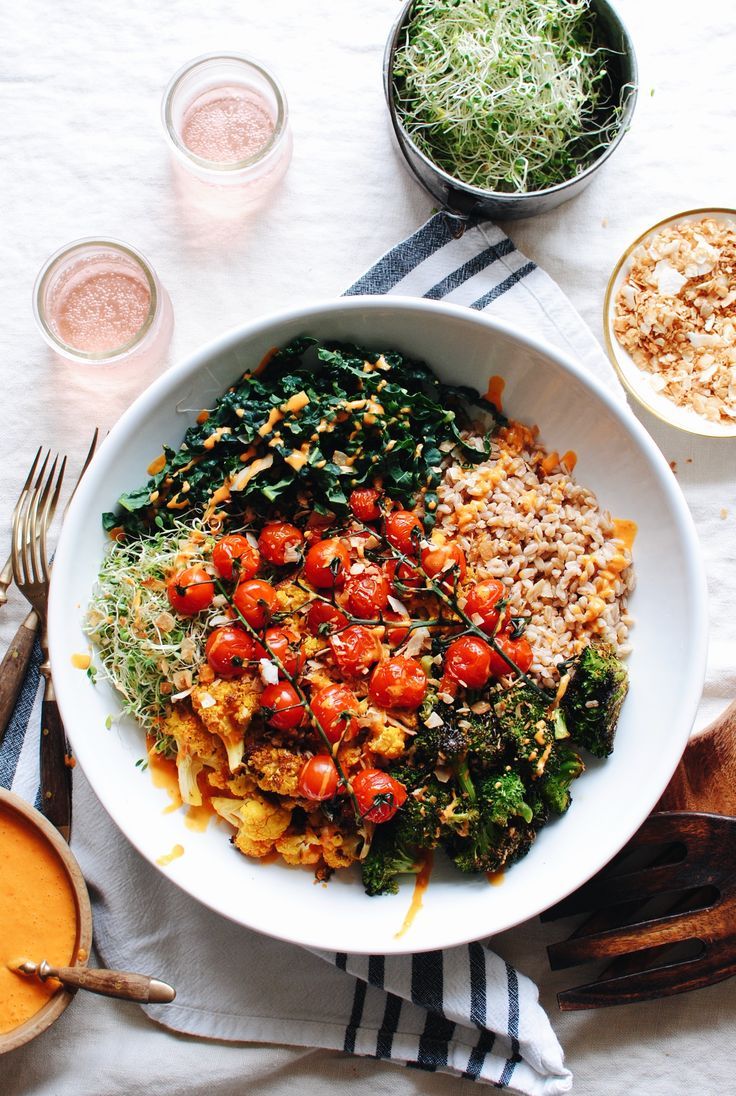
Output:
top-left (0, 1), bottom-right (734, 1093)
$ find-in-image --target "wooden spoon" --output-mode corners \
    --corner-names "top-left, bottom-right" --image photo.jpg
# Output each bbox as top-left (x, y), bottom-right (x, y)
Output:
top-left (9, 959), bottom-right (176, 1004)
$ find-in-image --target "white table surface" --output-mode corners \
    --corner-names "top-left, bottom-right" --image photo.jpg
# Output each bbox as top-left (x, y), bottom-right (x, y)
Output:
top-left (1, 1), bottom-right (735, 1092)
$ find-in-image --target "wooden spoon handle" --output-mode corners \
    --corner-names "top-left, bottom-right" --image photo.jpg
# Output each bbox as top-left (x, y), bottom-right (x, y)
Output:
top-left (46, 963), bottom-right (175, 1004)
top-left (657, 699), bottom-right (736, 814)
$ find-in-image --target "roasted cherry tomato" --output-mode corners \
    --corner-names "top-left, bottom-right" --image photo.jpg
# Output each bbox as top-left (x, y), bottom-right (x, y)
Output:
top-left (463, 579), bottom-right (506, 635)
top-left (304, 511), bottom-right (335, 545)
top-left (348, 487), bottom-right (382, 523)
top-left (205, 625), bottom-right (255, 679)
top-left (352, 768), bottom-right (407, 823)
top-left (305, 599), bottom-right (348, 637)
top-left (488, 633), bottom-right (534, 678)
top-left (167, 565), bottom-right (215, 616)
top-left (258, 522), bottom-right (304, 566)
top-left (212, 534), bottom-right (260, 581)
top-left (444, 635), bottom-right (493, 689)
top-left (420, 541), bottom-right (466, 587)
top-left (343, 571), bottom-right (390, 620)
top-left (304, 538), bottom-right (351, 588)
top-left (369, 656), bottom-right (427, 710)
top-left (329, 625), bottom-right (382, 678)
top-left (260, 627), bottom-right (304, 678)
top-left (298, 755), bottom-right (340, 801)
top-left (384, 510), bottom-right (424, 556)
top-left (232, 579), bottom-right (277, 629)
top-left (384, 610), bottom-right (410, 647)
top-left (384, 557), bottom-right (422, 591)
top-left (310, 683), bottom-right (359, 744)
top-left (260, 681), bottom-right (305, 731)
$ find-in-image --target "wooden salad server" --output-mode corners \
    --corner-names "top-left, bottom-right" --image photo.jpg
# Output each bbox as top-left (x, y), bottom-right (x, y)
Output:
top-left (542, 698), bottom-right (736, 1007)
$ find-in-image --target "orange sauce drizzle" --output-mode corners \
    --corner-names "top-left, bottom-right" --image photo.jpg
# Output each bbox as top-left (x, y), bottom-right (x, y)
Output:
top-left (394, 854), bottom-right (433, 939)
top-left (71, 652), bottom-right (91, 670)
top-left (156, 844), bottom-right (184, 867)
top-left (147, 747), bottom-right (183, 814)
top-left (483, 375), bottom-right (505, 412)
top-left (147, 453), bottom-right (167, 476)
top-left (486, 870), bottom-right (505, 886)
top-left (613, 518), bottom-right (638, 551)
top-left (145, 742), bottom-right (215, 831)
top-left (0, 805), bottom-right (78, 1034)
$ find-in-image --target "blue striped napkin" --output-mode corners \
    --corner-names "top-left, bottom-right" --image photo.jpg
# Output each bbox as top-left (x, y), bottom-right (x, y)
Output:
top-left (2, 211), bottom-right (626, 1094)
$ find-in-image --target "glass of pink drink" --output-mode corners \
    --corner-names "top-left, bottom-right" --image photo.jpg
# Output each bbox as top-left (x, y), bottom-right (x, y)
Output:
top-left (33, 239), bottom-right (173, 369)
top-left (161, 53), bottom-right (292, 213)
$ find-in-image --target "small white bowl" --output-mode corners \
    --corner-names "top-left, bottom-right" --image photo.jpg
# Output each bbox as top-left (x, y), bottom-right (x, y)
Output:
top-left (604, 207), bottom-right (736, 438)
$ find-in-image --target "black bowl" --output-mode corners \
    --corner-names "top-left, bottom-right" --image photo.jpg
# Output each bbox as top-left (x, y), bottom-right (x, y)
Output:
top-left (384, 0), bottom-right (638, 221)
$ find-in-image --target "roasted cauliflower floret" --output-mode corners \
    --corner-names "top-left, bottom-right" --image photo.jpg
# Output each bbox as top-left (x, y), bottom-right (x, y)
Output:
top-left (274, 828), bottom-right (323, 865)
top-left (245, 745), bottom-right (304, 797)
top-left (319, 824), bottom-right (361, 869)
top-left (368, 720), bottom-right (407, 760)
top-left (191, 675), bottom-right (262, 771)
top-left (160, 703), bottom-right (227, 806)
top-left (211, 791), bottom-right (292, 859)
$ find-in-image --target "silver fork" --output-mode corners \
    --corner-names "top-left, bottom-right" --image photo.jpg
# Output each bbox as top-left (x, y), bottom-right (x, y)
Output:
top-left (0, 432), bottom-right (98, 746)
top-left (11, 451), bottom-right (69, 836)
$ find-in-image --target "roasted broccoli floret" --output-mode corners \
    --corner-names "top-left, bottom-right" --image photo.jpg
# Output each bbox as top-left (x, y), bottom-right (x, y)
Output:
top-left (463, 709), bottom-right (505, 771)
top-left (561, 642), bottom-right (628, 758)
top-left (449, 815), bottom-right (537, 875)
top-left (442, 768), bottom-right (536, 875)
top-left (361, 820), bottom-right (422, 896)
top-left (478, 772), bottom-right (534, 826)
top-left (538, 744), bottom-right (585, 815)
top-left (395, 775), bottom-right (455, 848)
top-left (413, 693), bottom-right (468, 766)
top-left (493, 681), bottom-right (555, 775)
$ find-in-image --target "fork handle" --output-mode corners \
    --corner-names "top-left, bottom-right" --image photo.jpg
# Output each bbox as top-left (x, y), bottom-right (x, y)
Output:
top-left (0, 610), bottom-right (39, 746)
top-left (657, 698), bottom-right (736, 815)
top-left (39, 692), bottom-right (72, 842)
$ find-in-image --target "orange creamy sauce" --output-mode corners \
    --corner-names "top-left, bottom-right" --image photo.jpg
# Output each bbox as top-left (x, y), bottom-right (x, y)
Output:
top-left (0, 805), bottom-right (78, 1034)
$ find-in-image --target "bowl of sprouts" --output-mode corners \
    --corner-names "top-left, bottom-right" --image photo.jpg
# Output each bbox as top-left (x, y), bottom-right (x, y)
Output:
top-left (384, 0), bottom-right (638, 221)
top-left (47, 296), bottom-right (706, 954)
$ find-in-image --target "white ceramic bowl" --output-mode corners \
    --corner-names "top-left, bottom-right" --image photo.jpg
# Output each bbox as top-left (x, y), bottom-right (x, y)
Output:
top-left (48, 296), bottom-right (707, 954)
top-left (604, 207), bottom-right (736, 438)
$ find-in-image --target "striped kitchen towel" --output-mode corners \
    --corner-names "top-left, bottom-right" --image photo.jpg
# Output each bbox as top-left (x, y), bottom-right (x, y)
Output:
top-left (2, 211), bottom-right (627, 1094)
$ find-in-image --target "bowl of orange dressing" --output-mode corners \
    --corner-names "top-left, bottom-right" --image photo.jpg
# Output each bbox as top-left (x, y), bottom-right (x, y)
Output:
top-left (0, 790), bottom-right (92, 1054)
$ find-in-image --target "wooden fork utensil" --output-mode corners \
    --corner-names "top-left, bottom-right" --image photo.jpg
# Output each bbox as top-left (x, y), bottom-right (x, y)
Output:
top-left (543, 699), bottom-right (736, 1009)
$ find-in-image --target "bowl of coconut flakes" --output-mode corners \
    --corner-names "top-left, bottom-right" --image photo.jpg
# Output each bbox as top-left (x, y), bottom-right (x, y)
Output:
top-left (604, 209), bottom-right (736, 437)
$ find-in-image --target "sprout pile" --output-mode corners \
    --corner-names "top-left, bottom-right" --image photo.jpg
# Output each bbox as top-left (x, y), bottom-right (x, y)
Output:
top-left (392, 0), bottom-right (626, 194)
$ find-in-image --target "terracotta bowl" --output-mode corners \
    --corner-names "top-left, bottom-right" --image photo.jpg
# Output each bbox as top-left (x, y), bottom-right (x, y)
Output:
top-left (0, 789), bottom-right (92, 1055)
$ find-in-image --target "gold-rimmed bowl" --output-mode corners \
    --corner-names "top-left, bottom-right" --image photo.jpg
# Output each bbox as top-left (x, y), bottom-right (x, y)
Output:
top-left (604, 207), bottom-right (736, 438)
top-left (0, 790), bottom-right (92, 1055)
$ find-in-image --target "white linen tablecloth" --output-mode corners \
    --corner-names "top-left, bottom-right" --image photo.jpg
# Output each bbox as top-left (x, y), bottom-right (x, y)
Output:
top-left (1, 1), bottom-right (735, 1093)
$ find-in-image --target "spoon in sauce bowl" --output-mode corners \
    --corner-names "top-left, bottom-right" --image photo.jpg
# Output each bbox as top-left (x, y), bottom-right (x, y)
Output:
top-left (8, 958), bottom-right (175, 1004)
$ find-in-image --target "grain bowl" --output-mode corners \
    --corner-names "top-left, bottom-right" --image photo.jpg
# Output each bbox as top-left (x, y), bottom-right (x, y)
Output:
top-left (48, 297), bottom-right (706, 954)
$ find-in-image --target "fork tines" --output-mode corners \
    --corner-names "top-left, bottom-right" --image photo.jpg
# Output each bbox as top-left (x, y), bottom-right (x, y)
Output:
top-left (544, 812), bottom-right (736, 1009)
top-left (12, 449), bottom-right (67, 585)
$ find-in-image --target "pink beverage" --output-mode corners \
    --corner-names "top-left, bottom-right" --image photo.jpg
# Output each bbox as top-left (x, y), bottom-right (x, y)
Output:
top-left (162, 54), bottom-right (292, 215)
top-left (34, 240), bottom-right (173, 368)
top-left (181, 87), bottom-right (275, 163)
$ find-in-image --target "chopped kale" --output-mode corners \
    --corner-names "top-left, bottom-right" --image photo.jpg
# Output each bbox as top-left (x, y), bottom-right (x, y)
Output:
top-left (103, 339), bottom-right (504, 538)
